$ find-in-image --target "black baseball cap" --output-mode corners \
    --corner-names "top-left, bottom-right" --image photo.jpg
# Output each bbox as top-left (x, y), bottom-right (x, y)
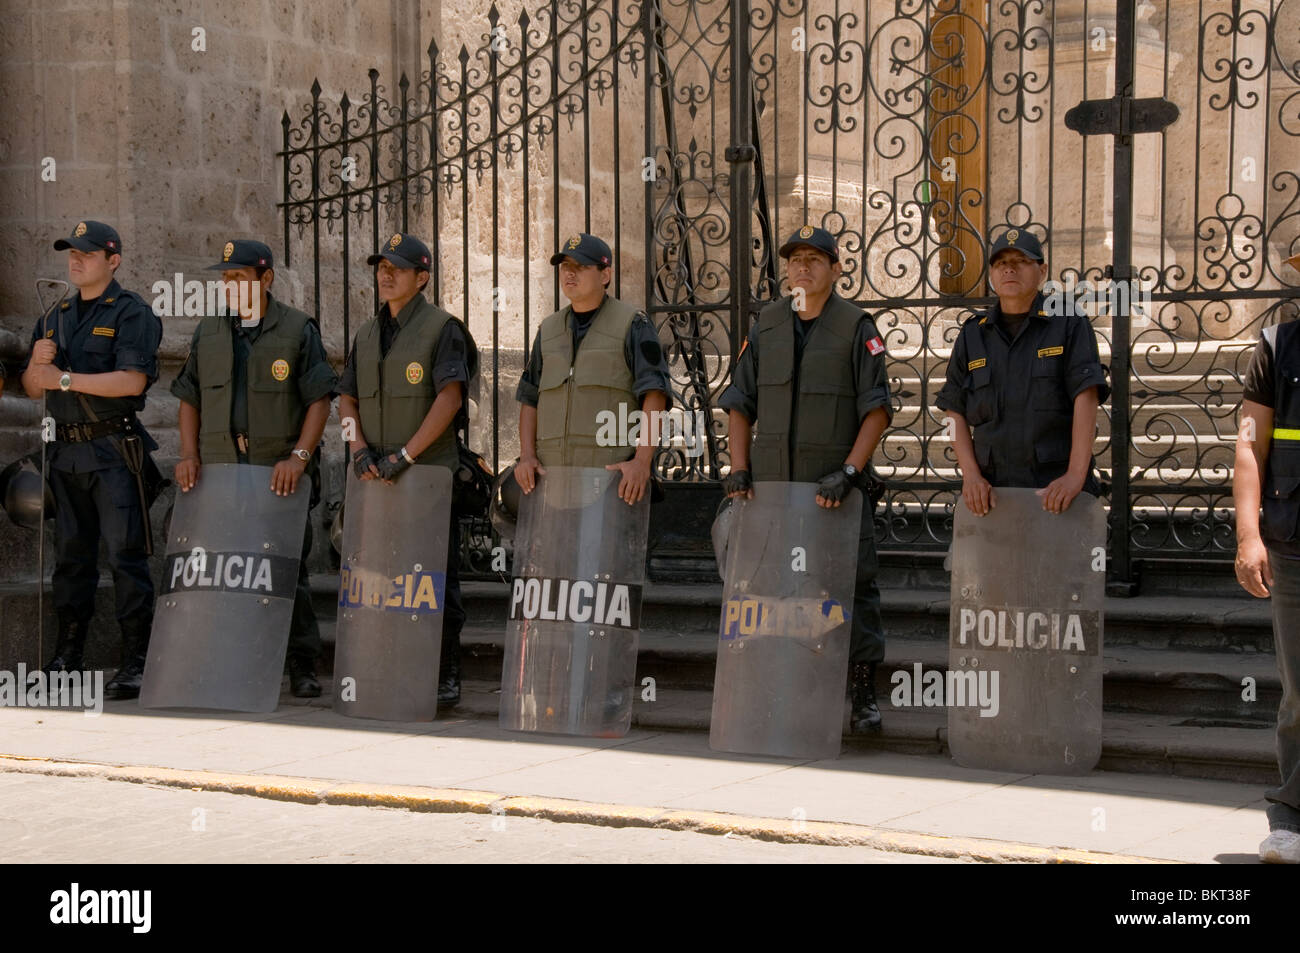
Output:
top-left (53, 220), bottom-right (121, 255)
top-left (550, 233), bottom-right (612, 268)
top-left (989, 228), bottom-right (1044, 262)
top-left (206, 239), bottom-right (273, 271)
top-left (778, 225), bottom-right (839, 262)
top-left (367, 232), bottom-right (432, 271)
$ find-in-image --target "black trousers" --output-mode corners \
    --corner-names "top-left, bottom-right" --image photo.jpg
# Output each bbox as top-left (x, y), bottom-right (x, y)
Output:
top-left (850, 509), bottom-right (885, 665)
top-left (286, 517), bottom-right (322, 670)
top-left (49, 464), bottom-right (154, 628)
top-left (440, 514), bottom-right (466, 667)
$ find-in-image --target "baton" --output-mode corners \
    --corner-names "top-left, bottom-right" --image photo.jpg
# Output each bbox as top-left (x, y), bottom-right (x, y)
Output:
top-left (34, 278), bottom-right (70, 667)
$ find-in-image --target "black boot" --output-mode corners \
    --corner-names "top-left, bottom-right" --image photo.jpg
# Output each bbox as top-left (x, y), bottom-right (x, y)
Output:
top-left (104, 617), bottom-right (151, 700)
top-left (37, 617), bottom-right (89, 677)
top-left (288, 659), bottom-right (321, 699)
top-left (850, 662), bottom-right (882, 734)
top-left (437, 655), bottom-right (461, 706)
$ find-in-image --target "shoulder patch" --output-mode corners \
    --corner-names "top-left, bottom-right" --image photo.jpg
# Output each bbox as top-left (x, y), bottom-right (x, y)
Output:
top-left (968, 358), bottom-right (987, 371)
top-left (866, 335), bottom-right (886, 356)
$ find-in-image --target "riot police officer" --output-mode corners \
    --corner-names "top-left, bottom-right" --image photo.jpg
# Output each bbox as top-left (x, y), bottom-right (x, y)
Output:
top-left (936, 229), bottom-right (1109, 516)
top-left (169, 239), bottom-right (338, 698)
top-left (1233, 247), bottom-right (1300, 864)
top-left (337, 233), bottom-right (479, 706)
top-left (19, 221), bottom-right (163, 699)
top-left (719, 225), bottom-right (893, 734)
top-left (514, 233), bottom-right (672, 500)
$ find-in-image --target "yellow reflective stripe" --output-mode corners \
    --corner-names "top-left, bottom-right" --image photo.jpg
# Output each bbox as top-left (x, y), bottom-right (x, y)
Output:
top-left (1272, 428), bottom-right (1300, 441)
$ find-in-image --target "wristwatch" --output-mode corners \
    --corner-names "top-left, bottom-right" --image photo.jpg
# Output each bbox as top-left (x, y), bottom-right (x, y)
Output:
top-left (841, 464), bottom-right (858, 480)
top-left (292, 448), bottom-right (310, 462)
top-left (58, 373), bottom-right (72, 392)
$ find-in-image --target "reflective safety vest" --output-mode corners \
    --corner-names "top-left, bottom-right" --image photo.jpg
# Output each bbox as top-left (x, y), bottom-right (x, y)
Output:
top-left (355, 296), bottom-right (460, 469)
top-left (1261, 321), bottom-right (1300, 547)
top-left (535, 296), bottom-right (638, 467)
top-left (750, 293), bottom-right (862, 482)
top-left (195, 298), bottom-right (309, 466)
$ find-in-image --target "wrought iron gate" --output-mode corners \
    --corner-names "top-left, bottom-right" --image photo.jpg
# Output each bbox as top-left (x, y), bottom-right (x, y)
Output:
top-left (281, 0), bottom-right (1300, 588)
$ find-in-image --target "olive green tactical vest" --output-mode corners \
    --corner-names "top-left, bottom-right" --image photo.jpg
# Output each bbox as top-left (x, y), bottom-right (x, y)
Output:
top-left (750, 293), bottom-right (862, 482)
top-left (535, 296), bottom-right (638, 467)
top-left (196, 298), bottom-right (309, 465)
top-left (355, 295), bottom-right (460, 468)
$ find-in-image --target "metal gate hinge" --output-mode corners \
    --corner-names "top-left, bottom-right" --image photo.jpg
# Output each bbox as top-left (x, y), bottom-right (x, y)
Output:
top-left (1064, 96), bottom-right (1179, 137)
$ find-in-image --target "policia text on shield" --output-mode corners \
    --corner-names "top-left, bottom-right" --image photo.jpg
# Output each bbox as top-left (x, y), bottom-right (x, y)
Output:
top-left (335, 232), bottom-right (480, 719)
top-left (19, 220), bottom-right (164, 701)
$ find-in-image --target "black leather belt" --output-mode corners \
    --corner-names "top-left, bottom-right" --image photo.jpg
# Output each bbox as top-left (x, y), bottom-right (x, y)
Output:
top-left (56, 416), bottom-right (137, 443)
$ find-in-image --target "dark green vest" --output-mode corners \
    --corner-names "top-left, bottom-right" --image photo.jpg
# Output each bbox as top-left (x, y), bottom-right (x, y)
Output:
top-left (196, 298), bottom-right (309, 465)
top-left (750, 293), bottom-right (862, 482)
top-left (535, 296), bottom-right (638, 467)
top-left (355, 295), bottom-right (459, 468)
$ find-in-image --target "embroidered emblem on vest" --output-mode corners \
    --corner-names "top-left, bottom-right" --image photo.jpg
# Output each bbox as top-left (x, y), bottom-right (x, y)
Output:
top-left (406, 362), bottom-right (424, 384)
top-left (271, 359), bottom-right (290, 381)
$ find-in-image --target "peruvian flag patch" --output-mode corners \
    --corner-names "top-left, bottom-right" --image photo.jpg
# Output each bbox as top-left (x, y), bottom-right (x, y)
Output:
top-left (866, 336), bottom-right (886, 355)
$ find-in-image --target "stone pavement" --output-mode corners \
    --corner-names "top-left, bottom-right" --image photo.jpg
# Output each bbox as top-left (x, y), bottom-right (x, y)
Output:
top-left (0, 773), bottom-right (956, 863)
top-left (0, 694), bottom-right (1276, 864)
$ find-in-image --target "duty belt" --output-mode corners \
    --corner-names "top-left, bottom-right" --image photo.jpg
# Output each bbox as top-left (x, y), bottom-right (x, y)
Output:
top-left (55, 415), bottom-right (138, 443)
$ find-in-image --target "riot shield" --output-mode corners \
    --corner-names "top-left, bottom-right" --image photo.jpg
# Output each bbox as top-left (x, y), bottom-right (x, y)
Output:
top-left (333, 466), bottom-right (452, 721)
top-left (499, 466), bottom-right (650, 737)
top-left (948, 487), bottom-right (1106, 774)
top-left (709, 483), bottom-right (862, 759)
top-left (140, 464), bottom-right (309, 712)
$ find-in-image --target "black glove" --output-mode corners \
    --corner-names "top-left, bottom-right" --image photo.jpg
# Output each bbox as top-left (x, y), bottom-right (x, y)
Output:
top-left (352, 446), bottom-right (381, 479)
top-left (722, 469), bottom-right (752, 496)
top-left (816, 468), bottom-right (854, 503)
top-left (375, 453), bottom-right (411, 482)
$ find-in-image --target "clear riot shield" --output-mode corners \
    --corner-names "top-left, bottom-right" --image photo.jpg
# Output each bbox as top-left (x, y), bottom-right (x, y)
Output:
top-left (333, 466), bottom-right (452, 722)
top-left (499, 466), bottom-right (650, 738)
top-left (948, 487), bottom-right (1106, 774)
top-left (140, 464), bottom-right (309, 713)
top-left (709, 482), bottom-right (862, 759)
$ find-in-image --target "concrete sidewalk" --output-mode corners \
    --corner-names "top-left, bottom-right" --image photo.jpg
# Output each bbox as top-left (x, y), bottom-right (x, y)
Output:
top-left (0, 696), bottom-right (1273, 864)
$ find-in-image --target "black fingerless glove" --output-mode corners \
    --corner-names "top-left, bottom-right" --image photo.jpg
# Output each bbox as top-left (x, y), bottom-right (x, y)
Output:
top-left (352, 446), bottom-right (380, 479)
top-left (816, 468), bottom-right (853, 503)
top-left (722, 469), bottom-right (752, 496)
top-left (375, 454), bottom-right (411, 482)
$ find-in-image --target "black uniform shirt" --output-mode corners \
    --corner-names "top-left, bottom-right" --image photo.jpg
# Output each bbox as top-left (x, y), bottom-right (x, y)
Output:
top-left (171, 295), bottom-right (337, 434)
top-left (936, 294), bottom-right (1109, 486)
top-left (26, 278), bottom-right (162, 472)
top-left (515, 296), bottom-right (673, 408)
top-left (1242, 333), bottom-right (1300, 559)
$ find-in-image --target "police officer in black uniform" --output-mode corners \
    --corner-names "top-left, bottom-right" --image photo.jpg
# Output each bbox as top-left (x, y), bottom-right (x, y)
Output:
top-left (936, 229), bottom-right (1109, 518)
top-left (719, 226), bottom-right (893, 734)
top-left (169, 239), bottom-right (338, 698)
top-left (20, 221), bottom-right (163, 699)
top-left (337, 233), bottom-right (479, 706)
top-left (1233, 247), bottom-right (1300, 864)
